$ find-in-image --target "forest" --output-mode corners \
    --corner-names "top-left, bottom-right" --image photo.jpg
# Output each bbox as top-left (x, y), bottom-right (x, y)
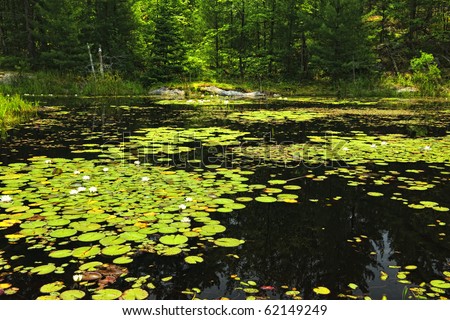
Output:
top-left (0, 0), bottom-right (449, 90)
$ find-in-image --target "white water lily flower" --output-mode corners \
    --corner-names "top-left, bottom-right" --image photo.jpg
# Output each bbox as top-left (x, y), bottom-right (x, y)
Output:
top-left (44, 159), bottom-right (52, 164)
top-left (370, 144), bottom-right (377, 148)
top-left (381, 141), bottom-right (388, 146)
top-left (89, 187), bottom-right (98, 193)
top-left (74, 170), bottom-right (81, 175)
top-left (180, 217), bottom-right (191, 223)
top-left (342, 147), bottom-right (349, 151)
top-left (141, 176), bottom-right (150, 182)
top-left (179, 204), bottom-right (187, 210)
top-left (103, 167), bottom-right (109, 172)
top-left (185, 197), bottom-right (193, 202)
top-left (134, 160), bottom-right (141, 165)
top-left (70, 189), bottom-right (79, 195)
top-left (77, 187), bottom-right (86, 192)
top-left (82, 175), bottom-right (90, 180)
top-left (423, 145), bottom-right (431, 151)
top-left (73, 274), bottom-right (83, 282)
top-left (0, 195), bottom-right (13, 203)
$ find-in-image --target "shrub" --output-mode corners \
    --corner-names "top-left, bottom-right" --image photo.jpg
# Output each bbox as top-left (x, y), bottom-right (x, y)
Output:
top-left (410, 52), bottom-right (442, 97)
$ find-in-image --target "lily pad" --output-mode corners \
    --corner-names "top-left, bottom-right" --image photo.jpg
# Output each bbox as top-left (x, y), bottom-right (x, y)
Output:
top-left (185, 256), bottom-right (204, 264)
top-left (92, 288), bottom-right (122, 300)
top-left (201, 225), bottom-right (226, 234)
top-left (77, 232), bottom-right (105, 242)
top-left (255, 196), bottom-right (277, 203)
top-left (40, 281), bottom-right (65, 293)
top-left (159, 235), bottom-right (188, 245)
top-left (122, 288), bottom-right (149, 300)
top-left (313, 286), bottom-right (331, 295)
top-left (79, 261), bottom-right (103, 271)
top-left (49, 228), bottom-right (77, 238)
top-left (214, 238), bottom-right (245, 247)
top-left (161, 247), bottom-right (182, 256)
top-left (60, 290), bottom-right (86, 300)
top-left (30, 264), bottom-right (56, 275)
top-left (430, 280), bottom-right (450, 289)
top-left (100, 235), bottom-right (126, 246)
top-left (367, 192), bottom-right (384, 197)
top-left (72, 246), bottom-right (101, 258)
top-left (101, 245), bottom-right (132, 256)
top-left (113, 256), bottom-right (134, 264)
top-left (49, 249), bottom-right (73, 259)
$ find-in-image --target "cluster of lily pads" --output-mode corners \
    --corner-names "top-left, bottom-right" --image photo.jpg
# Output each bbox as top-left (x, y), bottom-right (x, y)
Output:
top-left (232, 131), bottom-right (450, 166)
top-left (99, 126), bottom-right (251, 162)
top-left (0, 156), bottom-right (250, 299)
top-left (226, 110), bottom-right (323, 124)
top-left (1, 103), bottom-right (450, 300)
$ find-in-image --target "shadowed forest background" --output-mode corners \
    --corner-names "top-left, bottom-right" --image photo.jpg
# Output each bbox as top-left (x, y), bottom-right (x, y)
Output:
top-left (0, 0), bottom-right (449, 94)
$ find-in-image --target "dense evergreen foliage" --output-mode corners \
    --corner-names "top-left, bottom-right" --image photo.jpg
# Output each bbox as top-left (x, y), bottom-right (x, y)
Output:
top-left (0, 0), bottom-right (449, 83)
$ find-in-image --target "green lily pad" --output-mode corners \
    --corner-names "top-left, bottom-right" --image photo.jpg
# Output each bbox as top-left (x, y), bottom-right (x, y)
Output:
top-left (60, 290), bottom-right (86, 300)
top-left (70, 221), bottom-right (101, 232)
top-left (283, 185), bottom-right (302, 190)
top-left (49, 228), bottom-right (77, 238)
top-left (185, 256), bottom-right (204, 264)
top-left (72, 246), bottom-right (101, 258)
top-left (120, 231), bottom-right (147, 241)
top-left (79, 261), bottom-right (103, 271)
top-left (102, 245), bottom-right (132, 256)
top-left (113, 256), bottom-right (134, 264)
top-left (30, 264), bottom-right (56, 275)
top-left (348, 283), bottom-right (358, 290)
top-left (77, 232), bottom-right (105, 242)
top-left (433, 206), bottom-right (449, 212)
top-left (201, 225), bottom-right (226, 234)
top-left (40, 281), bottom-right (65, 293)
top-left (313, 286), bottom-right (331, 295)
top-left (430, 280), bottom-right (450, 289)
top-left (214, 238), bottom-right (245, 247)
top-left (159, 235), bottom-right (188, 245)
top-left (20, 221), bottom-right (47, 229)
top-left (160, 247), bottom-right (182, 256)
top-left (122, 288), bottom-right (149, 300)
top-left (268, 180), bottom-right (287, 185)
top-left (158, 226), bottom-right (178, 234)
top-left (100, 235), bottom-right (126, 246)
top-left (367, 192), bottom-right (384, 197)
top-left (236, 197), bottom-right (253, 202)
top-left (49, 249), bottom-right (73, 259)
top-left (36, 295), bottom-right (59, 300)
top-left (404, 265), bottom-right (417, 270)
top-left (92, 288), bottom-right (122, 300)
top-left (255, 196), bottom-right (277, 203)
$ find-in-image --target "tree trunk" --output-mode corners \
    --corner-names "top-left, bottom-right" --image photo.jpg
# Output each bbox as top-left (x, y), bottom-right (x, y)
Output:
top-left (23, 0), bottom-right (36, 60)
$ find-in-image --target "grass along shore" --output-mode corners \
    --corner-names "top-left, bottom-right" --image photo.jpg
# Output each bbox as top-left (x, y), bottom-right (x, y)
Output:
top-left (1, 70), bottom-right (449, 99)
top-left (0, 94), bottom-right (37, 135)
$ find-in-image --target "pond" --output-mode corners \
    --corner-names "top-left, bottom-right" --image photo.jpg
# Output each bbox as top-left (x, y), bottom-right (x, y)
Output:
top-left (0, 97), bottom-right (449, 300)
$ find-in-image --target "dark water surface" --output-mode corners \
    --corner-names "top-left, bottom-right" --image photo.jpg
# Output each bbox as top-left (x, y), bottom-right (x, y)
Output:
top-left (1, 97), bottom-right (449, 300)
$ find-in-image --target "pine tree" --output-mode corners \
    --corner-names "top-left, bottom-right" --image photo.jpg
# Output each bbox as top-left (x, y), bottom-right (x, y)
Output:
top-left (310, 0), bottom-right (376, 81)
top-left (34, 0), bottom-right (86, 71)
top-left (144, 0), bottom-right (187, 82)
